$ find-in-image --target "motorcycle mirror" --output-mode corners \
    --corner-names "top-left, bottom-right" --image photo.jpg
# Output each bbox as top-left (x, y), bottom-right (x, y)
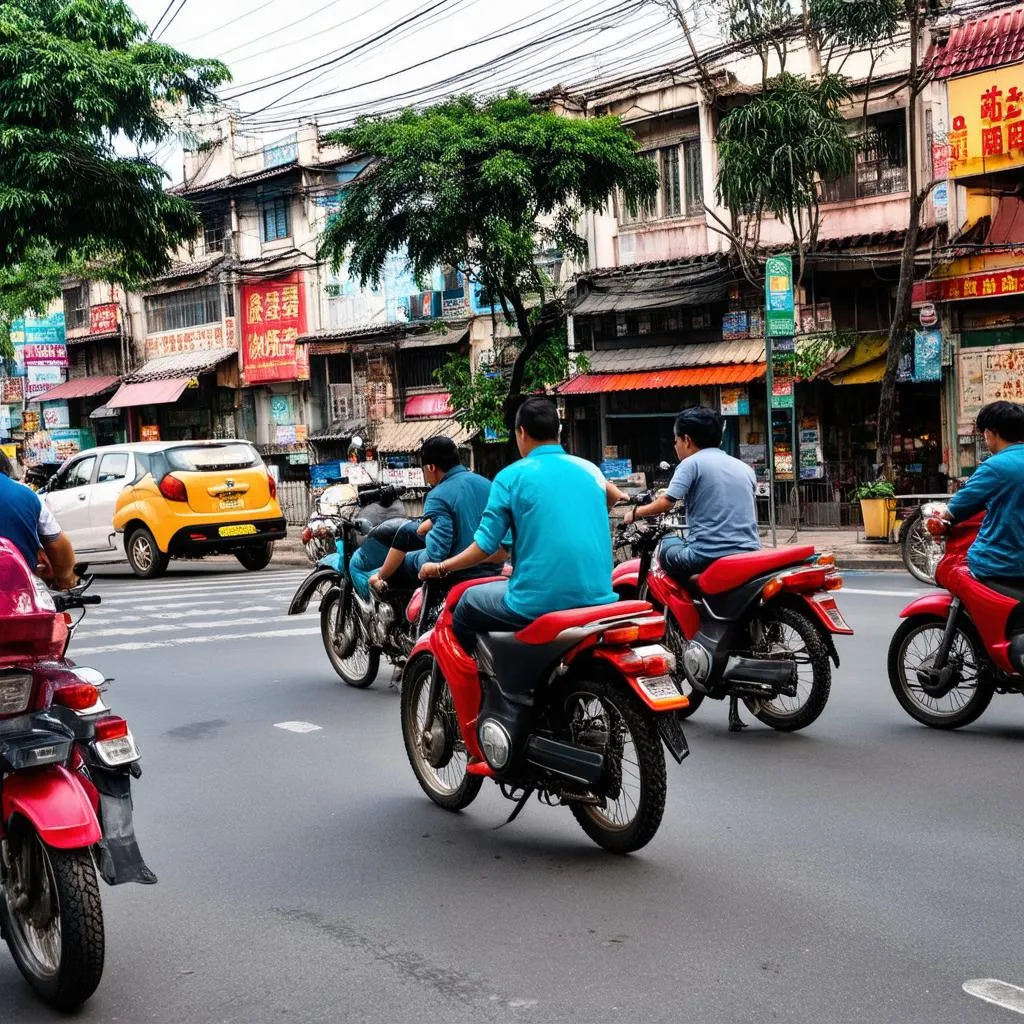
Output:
top-left (73, 563), bottom-right (90, 577)
top-left (658, 461), bottom-right (671, 471)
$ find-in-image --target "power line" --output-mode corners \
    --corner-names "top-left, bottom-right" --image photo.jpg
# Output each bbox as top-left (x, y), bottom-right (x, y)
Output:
top-left (175, 0), bottom-right (281, 46)
top-left (155, 0), bottom-right (190, 41)
top-left (148, 0), bottom-right (178, 39)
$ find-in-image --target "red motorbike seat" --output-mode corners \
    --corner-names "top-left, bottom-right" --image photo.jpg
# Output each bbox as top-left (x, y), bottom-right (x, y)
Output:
top-left (695, 546), bottom-right (816, 596)
top-left (514, 600), bottom-right (653, 645)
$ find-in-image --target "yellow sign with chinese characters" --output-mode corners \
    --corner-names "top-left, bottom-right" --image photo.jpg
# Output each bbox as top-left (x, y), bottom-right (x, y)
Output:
top-left (947, 65), bottom-right (1024, 178)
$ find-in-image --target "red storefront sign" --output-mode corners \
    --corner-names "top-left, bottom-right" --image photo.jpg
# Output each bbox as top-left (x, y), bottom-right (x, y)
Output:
top-left (241, 273), bottom-right (306, 384)
top-left (914, 267), bottom-right (1024, 304)
top-left (90, 303), bottom-right (119, 335)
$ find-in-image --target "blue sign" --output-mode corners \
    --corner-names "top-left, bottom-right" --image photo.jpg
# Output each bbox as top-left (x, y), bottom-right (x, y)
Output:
top-left (913, 329), bottom-right (942, 382)
top-left (600, 459), bottom-right (633, 479)
top-left (263, 133), bottom-right (298, 169)
top-left (310, 461), bottom-right (345, 488)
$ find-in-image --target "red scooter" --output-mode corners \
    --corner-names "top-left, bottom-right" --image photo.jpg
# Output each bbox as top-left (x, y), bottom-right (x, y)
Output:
top-left (400, 578), bottom-right (690, 853)
top-left (888, 504), bottom-right (1023, 728)
top-left (0, 539), bottom-right (155, 1010)
top-left (612, 515), bottom-right (852, 731)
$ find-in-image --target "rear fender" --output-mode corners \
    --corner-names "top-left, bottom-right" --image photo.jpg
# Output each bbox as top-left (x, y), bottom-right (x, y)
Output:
top-left (2, 766), bottom-right (102, 849)
top-left (899, 592), bottom-right (953, 620)
top-left (612, 558), bottom-right (640, 600)
top-left (288, 567), bottom-right (341, 615)
top-left (589, 646), bottom-right (691, 713)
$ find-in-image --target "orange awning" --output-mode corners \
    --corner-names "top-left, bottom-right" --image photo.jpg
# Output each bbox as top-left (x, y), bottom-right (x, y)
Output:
top-left (557, 363), bottom-right (765, 395)
top-left (106, 378), bottom-right (191, 409)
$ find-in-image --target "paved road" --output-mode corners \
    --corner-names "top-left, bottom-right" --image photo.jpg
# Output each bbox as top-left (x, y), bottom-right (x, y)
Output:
top-left (3, 568), bottom-right (1023, 1023)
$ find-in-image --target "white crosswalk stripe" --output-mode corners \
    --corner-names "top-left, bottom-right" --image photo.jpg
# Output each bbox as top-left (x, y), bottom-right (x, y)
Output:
top-left (67, 569), bottom-right (323, 656)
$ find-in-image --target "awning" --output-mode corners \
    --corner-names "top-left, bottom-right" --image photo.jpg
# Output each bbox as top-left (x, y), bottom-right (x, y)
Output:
top-left (33, 375), bottom-right (120, 403)
top-left (572, 259), bottom-right (730, 315)
top-left (106, 378), bottom-right (191, 409)
top-left (373, 418), bottom-right (478, 454)
top-left (586, 340), bottom-right (764, 374)
top-left (89, 405), bottom-right (120, 420)
top-left (819, 334), bottom-right (889, 386)
top-left (557, 363), bottom-right (765, 395)
top-left (405, 392), bottom-right (454, 418)
top-left (398, 327), bottom-right (469, 350)
top-left (123, 347), bottom-right (236, 383)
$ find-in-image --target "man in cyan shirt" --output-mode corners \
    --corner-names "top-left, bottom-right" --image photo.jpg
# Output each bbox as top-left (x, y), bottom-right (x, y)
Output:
top-left (419, 398), bottom-right (622, 651)
top-left (945, 400), bottom-right (1024, 581)
top-left (626, 405), bottom-right (760, 580)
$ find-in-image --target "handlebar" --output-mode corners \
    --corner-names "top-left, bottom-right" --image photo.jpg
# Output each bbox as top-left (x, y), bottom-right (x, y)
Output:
top-left (357, 484), bottom-right (400, 508)
top-left (51, 575), bottom-right (101, 612)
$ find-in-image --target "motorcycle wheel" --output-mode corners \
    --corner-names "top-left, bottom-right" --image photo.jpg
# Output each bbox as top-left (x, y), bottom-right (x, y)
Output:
top-left (887, 615), bottom-right (993, 729)
top-left (899, 509), bottom-right (943, 586)
top-left (321, 590), bottom-right (379, 688)
top-left (400, 658), bottom-right (482, 811)
top-left (556, 677), bottom-right (666, 854)
top-left (1, 820), bottom-right (104, 1011)
top-left (744, 607), bottom-right (832, 731)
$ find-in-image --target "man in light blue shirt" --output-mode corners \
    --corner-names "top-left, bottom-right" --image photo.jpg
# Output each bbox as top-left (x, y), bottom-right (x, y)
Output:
top-left (626, 405), bottom-right (760, 579)
top-left (420, 397), bottom-right (623, 651)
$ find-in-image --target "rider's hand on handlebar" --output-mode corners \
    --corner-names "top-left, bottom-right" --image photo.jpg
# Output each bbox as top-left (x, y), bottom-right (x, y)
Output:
top-left (623, 507), bottom-right (637, 526)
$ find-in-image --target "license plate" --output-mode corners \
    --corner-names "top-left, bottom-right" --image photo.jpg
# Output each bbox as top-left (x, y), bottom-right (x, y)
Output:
top-left (638, 675), bottom-right (682, 702)
top-left (219, 524), bottom-right (257, 538)
top-left (219, 497), bottom-right (243, 510)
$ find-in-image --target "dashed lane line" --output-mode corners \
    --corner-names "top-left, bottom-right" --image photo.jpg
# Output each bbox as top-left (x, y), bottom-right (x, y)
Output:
top-left (964, 978), bottom-right (1024, 1016)
top-left (69, 626), bottom-right (321, 655)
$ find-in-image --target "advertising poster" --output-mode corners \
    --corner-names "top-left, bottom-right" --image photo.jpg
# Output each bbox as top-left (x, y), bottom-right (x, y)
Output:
top-left (242, 273), bottom-right (307, 384)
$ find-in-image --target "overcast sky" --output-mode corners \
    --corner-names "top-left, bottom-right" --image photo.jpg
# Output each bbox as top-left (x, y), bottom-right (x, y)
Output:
top-left (128, 0), bottom-right (721, 180)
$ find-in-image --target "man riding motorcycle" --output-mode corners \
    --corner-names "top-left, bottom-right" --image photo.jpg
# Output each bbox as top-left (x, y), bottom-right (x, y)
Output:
top-left (420, 397), bottom-right (626, 652)
top-left (624, 405), bottom-right (760, 580)
top-left (0, 449), bottom-right (78, 590)
top-left (943, 400), bottom-right (1024, 581)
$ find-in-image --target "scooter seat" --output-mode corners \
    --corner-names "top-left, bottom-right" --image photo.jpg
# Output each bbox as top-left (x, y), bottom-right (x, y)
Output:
top-left (514, 601), bottom-right (653, 645)
top-left (695, 546), bottom-right (815, 596)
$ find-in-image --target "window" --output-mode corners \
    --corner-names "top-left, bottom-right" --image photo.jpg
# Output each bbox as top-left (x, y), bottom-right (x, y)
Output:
top-left (324, 354), bottom-right (352, 385)
top-left (166, 443), bottom-right (260, 472)
top-left (144, 285), bottom-right (222, 334)
top-left (398, 347), bottom-right (456, 389)
top-left (823, 111), bottom-right (908, 203)
top-left (97, 452), bottom-right (129, 483)
top-left (260, 196), bottom-right (290, 242)
top-left (442, 267), bottom-right (461, 292)
top-left (66, 456), bottom-right (96, 489)
top-left (620, 140), bottom-right (703, 224)
top-left (62, 285), bottom-right (88, 331)
top-left (202, 219), bottom-right (225, 253)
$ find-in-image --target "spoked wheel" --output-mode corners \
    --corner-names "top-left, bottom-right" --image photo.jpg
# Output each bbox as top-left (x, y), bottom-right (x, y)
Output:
top-left (887, 615), bottom-right (993, 728)
top-left (1, 820), bottom-right (104, 1011)
top-left (557, 677), bottom-right (666, 854)
top-left (321, 590), bottom-right (379, 688)
top-left (400, 659), bottom-right (482, 811)
top-left (900, 510), bottom-right (943, 586)
top-left (744, 607), bottom-right (832, 731)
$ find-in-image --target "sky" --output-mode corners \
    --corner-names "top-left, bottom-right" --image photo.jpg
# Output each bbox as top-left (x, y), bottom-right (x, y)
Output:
top-left (127, 0), bottom-right (723, 180)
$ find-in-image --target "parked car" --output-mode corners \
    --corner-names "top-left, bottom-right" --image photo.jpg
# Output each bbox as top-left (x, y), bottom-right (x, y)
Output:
top-left (43, 440), bottom-right (286, 578)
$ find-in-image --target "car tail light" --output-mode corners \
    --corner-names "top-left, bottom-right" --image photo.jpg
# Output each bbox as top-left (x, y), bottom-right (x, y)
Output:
top-left (0, 670), bottom-right (34, 716)
top-left (268, 474), bottom-right (277, 499)
top-left (92, 715), bottom-right (139, 767)
top-left (53, 682), bottom-right (101, 711)
top-left (159, 474), bottom-right (188, 502)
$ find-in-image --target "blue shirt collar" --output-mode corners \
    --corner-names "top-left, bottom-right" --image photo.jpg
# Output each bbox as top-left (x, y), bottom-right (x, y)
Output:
top-left (440, 464), bottom-right (468, 479)
top-left (527, 444), bottom-right (564, 458)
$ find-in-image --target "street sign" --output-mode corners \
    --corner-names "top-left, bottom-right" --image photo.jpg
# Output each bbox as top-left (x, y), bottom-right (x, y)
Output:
top-left (765, 255), bottom-right (795, 337)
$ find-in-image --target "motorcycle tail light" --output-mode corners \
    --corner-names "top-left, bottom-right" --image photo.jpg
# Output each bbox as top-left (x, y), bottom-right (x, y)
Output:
top-left (53, 682), bottom-right (101, 711)
top-left (92, 715), bottom-right (140, 767)
top-left (94, 715), bottom-right (128, 741)
top-left (824, 572), bottom-right (843, 592)
top-left (762, 578), bottom-right (783, 599)
top-left (815, 553), bottom-right (836, 567)
top-left (604, 617), bottom-right (664, 644)
top-left (0, 670), bottom-right (34, 716)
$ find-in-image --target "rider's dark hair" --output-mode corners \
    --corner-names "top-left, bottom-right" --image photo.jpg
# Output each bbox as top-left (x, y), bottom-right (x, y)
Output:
top-left (976, 401), bottom-right (1024, 443)
top-left (674, 406), bottom-right (723, 450)
top-left (515, 397), bottom-right (560, 442)
top-left (420, 435), bottom-right (460, 472)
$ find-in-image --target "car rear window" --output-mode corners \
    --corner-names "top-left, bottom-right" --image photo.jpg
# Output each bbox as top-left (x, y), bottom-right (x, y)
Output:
top-left (165, 444), bottom-right (261, 472)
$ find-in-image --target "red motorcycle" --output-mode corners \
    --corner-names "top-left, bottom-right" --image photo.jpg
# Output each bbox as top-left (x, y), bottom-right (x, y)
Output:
top-left (400, 578), bottom-right (690, 853)
top-left (888, 504), bottom-right (1022, 728)
top-left (612, 516), bottom-right (851, 731)
top-left (0, 539), bottom-right (155, 1010)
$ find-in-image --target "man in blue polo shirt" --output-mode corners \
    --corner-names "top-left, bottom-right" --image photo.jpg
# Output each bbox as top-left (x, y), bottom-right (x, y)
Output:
top-left (420, 397), bottom-right (621, 651)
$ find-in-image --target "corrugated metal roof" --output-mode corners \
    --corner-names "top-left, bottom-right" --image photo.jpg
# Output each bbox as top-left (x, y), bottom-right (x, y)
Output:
top-left (32, 375), bottom-right (120, 402)
top-left (927, 6), bottom-right (1024, 78)
top-left (586, 341), bottom-right (764, 374)
top-left (125, 348), bottom-right (237, 382)
top-left (372, 417), bottom-right (478, 453)
top-left (170, 162), bottom-right (300, 197)
top-left (557, 363), bottom-right (765, 395)
top-left (572, 258), bottom-right (730, 315)
top-left (146, 253), bottom-right (225, 285)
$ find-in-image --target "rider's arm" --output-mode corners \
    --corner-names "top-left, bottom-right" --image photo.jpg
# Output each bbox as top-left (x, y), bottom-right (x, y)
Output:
top-left (422, 509), bottom-right (454, 564)
top-left (421, 475), bottom-right (512, 578)
top-left (946, 460), bottom-right (998, 522)
top-left (38, 503), bottom-right (76, 590)
top-left (632, 493), bottom-right (675, 521)
top-left (605, 481), bottom-right (628, 508)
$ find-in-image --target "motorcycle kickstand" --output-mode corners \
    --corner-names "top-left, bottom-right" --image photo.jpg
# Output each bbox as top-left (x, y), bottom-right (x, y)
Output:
top-left (496, 787), bottom-right (535, 828)
top-left (728, 695), bottom-right (747, 732)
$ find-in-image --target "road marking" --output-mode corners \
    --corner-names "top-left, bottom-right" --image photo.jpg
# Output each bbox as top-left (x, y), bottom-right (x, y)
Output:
top-left (274, 721), bottom-right (322, 733)
top-left (93, 585), bottom-right (302, 606)
top-left (841, 587), bottom-right (924, 597)
top-left (964, 978), bottom-right (1024, 1016)
top-left (92, 571), bottom-right (309, 596)
top-left (79, 614), bottom-right (296, 637)
top-left (70, 626), bottom-right (321, 655)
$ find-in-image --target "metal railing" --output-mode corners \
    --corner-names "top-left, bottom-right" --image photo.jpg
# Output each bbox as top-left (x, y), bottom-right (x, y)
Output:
top-left (277, 480), bottom-right (312, 525)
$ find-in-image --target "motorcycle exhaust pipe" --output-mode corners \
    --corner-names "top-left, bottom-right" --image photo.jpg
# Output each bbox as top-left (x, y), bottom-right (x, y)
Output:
top-left (722, 655), bottom-right (797, 695)
top-left (525, 735), bottom-right (604, 786)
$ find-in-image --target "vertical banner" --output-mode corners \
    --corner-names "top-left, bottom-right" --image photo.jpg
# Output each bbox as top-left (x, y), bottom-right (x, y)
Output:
top-left (765, 255), bottom-right (798, 543)
top-left (241, 272), bottom-right (307, 383)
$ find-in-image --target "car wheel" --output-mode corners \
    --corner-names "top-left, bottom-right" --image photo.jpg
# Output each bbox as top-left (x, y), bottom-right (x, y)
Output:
top-left (236, 543), bottom-right (274, 571)
top-left (126, 527), bottom-right (169, 579)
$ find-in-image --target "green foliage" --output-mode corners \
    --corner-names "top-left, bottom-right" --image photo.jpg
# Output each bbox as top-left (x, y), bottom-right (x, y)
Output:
top-left (720, 0), bottom-right (791, 48)
top-left (0, 243), bottom-right (79, 359)
top-left (716, 73), bottom-right (855, 221)
top-left (0, 0), bottom-right (230, 277)
top-left (854, 480), bottom-right (895, 500)
top-left (809, 0), bottom-right (902, 50)
top-left (794, 327), bottom-right (854, 380)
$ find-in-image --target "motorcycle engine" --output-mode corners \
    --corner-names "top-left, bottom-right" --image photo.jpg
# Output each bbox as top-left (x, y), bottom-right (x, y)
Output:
top-left (681, 641), bottom-right (712, 688)
top-left (372, 600), bottom-right (396, 646)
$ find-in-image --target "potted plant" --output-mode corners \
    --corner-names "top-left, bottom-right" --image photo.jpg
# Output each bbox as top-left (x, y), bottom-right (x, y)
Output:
top-left (854, 481), bottom-right (897, 540)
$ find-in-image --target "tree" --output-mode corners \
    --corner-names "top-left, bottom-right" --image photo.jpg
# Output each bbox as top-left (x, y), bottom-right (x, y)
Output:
top-left (318, 92), bottom-right (658, 426)
top-left (0, 0), bottom-right (229, 338)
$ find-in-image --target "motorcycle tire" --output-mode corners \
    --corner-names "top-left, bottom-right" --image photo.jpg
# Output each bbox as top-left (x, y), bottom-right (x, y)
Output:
top-left (321, 590), bottom-right (379, 688)
top-left (1, 823), bottom-right (104, 1011)
top-left (400, 658), bottom-right (482, 811)
top-left (745, 606), bottom-right (832, 732)
top-left (556, 676), bottom-right (667, 854)
top-left (887, 614), bottom-right (994, 729)
top-left (899, 509), bottom-right (942, 586)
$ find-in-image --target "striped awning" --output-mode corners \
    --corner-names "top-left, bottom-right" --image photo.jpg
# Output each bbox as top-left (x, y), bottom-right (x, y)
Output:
top-left (557, 363), bottom-right (766, 395)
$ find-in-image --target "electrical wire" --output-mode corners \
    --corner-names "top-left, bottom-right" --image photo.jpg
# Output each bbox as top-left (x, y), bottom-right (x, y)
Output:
top-left (155, 0), bottom-right (190, 42)
top-left (148, 0), bottom-right (178, 39)
top-left (175, 0), bottom-right (281, 46)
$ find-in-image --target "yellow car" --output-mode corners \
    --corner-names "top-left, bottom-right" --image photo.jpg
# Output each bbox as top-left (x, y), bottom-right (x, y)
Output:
top-left (110, 440), bottom-right (287, 578)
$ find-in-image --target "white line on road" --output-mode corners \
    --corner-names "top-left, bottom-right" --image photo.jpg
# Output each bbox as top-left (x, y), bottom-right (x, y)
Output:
top-left (87, 602), bottom-right (279, 618)
top-left (274, 721), bottom-right (322, 733)
top-left (964, 978), bottom-right (1024, 1016)
top-left (70, 626), bottom-right (321, 655)
top-left (92, 571), bottom-right (309, 597)
top-left (92, 585), bottom-right (302, 606)
top-left (840, 587), bottom-right (924, 597)
top-left (78, 614), bottom-right (296, 638)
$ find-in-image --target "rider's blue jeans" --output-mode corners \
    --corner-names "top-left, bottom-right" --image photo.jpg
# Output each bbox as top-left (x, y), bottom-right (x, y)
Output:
top-left (452, 579), bottom-right (530, 652)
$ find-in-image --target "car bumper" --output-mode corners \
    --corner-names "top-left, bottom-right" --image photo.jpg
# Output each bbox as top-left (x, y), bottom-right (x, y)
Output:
top-left (166, 518), bottom-right (288, 555)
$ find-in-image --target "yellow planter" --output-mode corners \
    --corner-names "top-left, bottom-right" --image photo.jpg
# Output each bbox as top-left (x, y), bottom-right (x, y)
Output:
top-left (860, 497), bottom-right (896, 540)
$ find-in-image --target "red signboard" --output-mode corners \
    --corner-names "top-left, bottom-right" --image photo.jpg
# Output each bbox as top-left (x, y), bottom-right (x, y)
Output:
top-left (915, 266), bottom-right (1024, 304)
top-left (90, 303), bottom-right (119, 336)
top-left (241, 273), bottom-right (306, 384)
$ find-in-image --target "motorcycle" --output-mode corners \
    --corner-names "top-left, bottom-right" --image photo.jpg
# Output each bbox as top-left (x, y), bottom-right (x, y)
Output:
top-left (0, 539), bottom-right (155, 1010)
top-left (888, 503), bottom-right (1023, 728)
top-left (612, 507), bottom-right (852, 731)
top-left (299, 483), bottom-right (408, 564)
top-left (400, 577), bottom-right (690, 854)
